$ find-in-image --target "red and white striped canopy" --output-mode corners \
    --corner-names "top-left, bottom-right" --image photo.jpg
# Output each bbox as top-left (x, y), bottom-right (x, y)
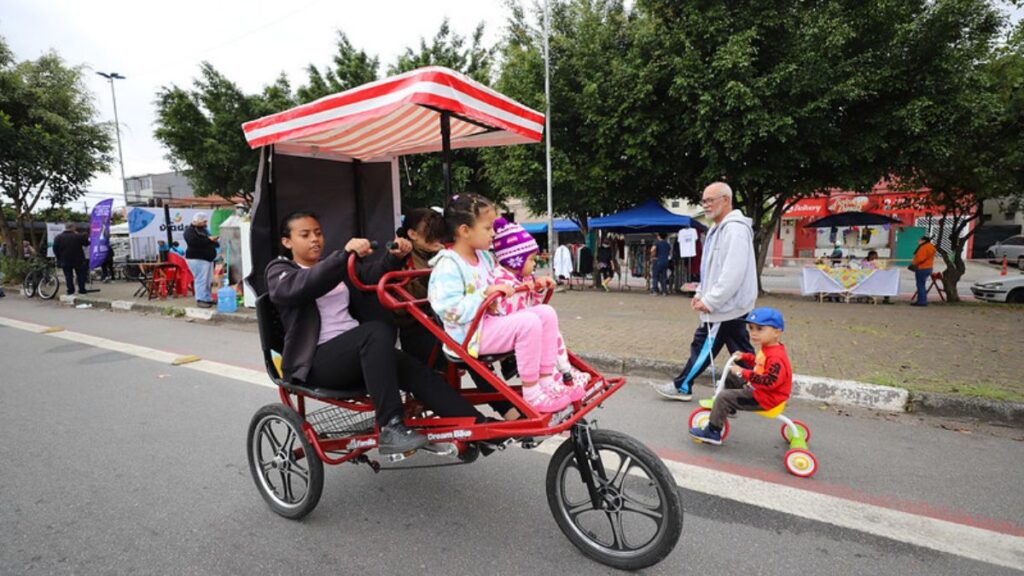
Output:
top-left (242, 66), bottom-right (544, 160)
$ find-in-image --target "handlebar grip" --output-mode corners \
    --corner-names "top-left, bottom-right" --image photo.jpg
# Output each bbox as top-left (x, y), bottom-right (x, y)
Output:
top-left (386, 241), bottom-right (398, 250)
top-left (369, 241), bottom-right (379, 250)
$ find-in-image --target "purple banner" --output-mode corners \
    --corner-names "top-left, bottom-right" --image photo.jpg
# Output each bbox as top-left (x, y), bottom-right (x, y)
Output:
top-left (88, 199), bottom-right (114, 269)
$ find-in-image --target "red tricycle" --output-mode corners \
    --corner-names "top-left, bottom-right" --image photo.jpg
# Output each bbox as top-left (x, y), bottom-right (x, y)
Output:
top-left (241, 67), bottom-right (682, 570)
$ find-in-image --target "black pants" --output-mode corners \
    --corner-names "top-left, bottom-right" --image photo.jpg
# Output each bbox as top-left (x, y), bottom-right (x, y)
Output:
top-left (399, 322), bottom-right (516, 417)
top-left (101, 260), bottom-right (114, 280)
top-left (673, 315), bottom-right (755, 391)
top-left (61, 262), bottom-right (89, 294)
top-left (306, 321), bottom-right (481, 427)
top-left (652, 261), bottom-right (670, 294)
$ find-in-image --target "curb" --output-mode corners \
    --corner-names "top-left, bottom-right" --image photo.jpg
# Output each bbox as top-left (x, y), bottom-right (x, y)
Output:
top-left (30, 292), bottom-right (1024, 427)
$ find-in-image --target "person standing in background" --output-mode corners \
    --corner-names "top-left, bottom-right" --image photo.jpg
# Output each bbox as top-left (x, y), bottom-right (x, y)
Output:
top-left (184, 212), bottom-right (219, 308)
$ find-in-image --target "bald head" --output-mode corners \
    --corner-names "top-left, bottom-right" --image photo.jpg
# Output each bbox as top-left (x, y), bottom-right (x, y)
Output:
top-left (701, 182), bottom-right (733, 223)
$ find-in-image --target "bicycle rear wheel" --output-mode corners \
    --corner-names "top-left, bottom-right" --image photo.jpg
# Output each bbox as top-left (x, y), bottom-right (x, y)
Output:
top-left (21, 270), bottom-right (39, 298)
top-left (37, 271), bottom-right (61, 300)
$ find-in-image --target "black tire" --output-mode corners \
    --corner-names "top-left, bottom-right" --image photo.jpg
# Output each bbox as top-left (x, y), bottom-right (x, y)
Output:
top-left (247, 404), bottom-right (324, 520)
top-left (37, 271), bottom-right (61, 300)
top-left (986, 251), bottom-right (996, 264)
top-left (1017, 257), bottom-right (1023, 271)
top-left (1008, 289), bottom-right (1024, 304)
top-left (546, 429), bottom-right (683, 570)
top-left (21, 270), bottom-right (39, 298)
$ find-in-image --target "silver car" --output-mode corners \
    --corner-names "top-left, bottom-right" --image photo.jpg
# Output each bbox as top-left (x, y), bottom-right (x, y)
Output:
top-left (971, 274), bottom-right (1024, 303)
top-left (986, 235), bottom-right (1024, 270)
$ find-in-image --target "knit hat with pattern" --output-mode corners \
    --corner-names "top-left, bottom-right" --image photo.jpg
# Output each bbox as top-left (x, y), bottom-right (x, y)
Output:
top-left (492, 217), bottom-right (539, 273)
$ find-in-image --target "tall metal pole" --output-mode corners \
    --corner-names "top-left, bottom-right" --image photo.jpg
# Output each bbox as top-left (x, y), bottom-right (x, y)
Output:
top-left (97, 72), bottom-right (128, 209)
top-left (543, 0), bottom-right (555, 259)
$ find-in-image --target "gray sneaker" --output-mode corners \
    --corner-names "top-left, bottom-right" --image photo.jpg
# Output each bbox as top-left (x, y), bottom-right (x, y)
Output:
top-left (378, 416), bottom-right (429, 455)
top-left (652, 381), bottom-right (693, 401)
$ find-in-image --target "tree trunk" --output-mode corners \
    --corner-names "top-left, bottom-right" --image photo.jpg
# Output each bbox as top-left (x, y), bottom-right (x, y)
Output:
top-left (752, 204), bottom-right (784, 295)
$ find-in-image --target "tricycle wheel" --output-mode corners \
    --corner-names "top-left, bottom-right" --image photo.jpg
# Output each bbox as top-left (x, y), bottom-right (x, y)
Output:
top-left (546, 428), bottom-right (683, 570)
top-left (687, 407), bottom-right (729, 441)
top-left (784, 448), bottom-right (818, 478)
top-left (780, 420), bottom-right (810, 443)
top-left (247, 404), bottom-right (324, 519)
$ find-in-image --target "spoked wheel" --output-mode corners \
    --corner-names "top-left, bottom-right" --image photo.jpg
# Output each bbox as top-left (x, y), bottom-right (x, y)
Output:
top-left (37, 272), bottom-right (61, 300)
top-left (247, 404), bottom-right (324, 519)
top-left (547, 426), bottom-right (683, 570)
top-left (780, 420), bottom-right (811, 443)
top-left (687, 407), bottom-right (730, 441)
top-left (21, 271), bottom-right (38, 298)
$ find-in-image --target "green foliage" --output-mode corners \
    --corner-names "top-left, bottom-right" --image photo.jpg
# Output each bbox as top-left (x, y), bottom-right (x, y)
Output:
top-left (485, 1), bottom-right (666, 229)
top-left (153, 63), bottom-right (296, 206)
top-left (0, 34), bottom-right (114, 258)
top-left (296, 31), bottom-right (379, 104)
top-left (388, 19), bottom-right (498, 208)
top-left (0, 255), bottom-right (32, 284)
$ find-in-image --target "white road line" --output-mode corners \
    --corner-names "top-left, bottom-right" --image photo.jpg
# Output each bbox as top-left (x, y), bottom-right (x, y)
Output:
top-left (2, 314), bottom-right (1022, 571)
top-left (534, 441), bottom-right (1024, 571)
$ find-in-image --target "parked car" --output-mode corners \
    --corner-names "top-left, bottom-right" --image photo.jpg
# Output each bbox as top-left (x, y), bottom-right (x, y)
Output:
top-left (985, 235), bottom-right (1024, 269)
top-left (971, 274), bottom-right (1024, 303)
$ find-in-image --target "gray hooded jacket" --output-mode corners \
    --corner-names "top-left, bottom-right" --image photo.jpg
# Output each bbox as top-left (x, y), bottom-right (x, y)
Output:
top-left (697, 209), bottom-right (758, 323)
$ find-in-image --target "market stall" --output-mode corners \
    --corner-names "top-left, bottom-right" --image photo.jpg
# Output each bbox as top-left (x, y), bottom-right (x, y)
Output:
top-left (799, 211), bottom-right (902, 301)
top-left (590, 199), bottom-right (705, 293)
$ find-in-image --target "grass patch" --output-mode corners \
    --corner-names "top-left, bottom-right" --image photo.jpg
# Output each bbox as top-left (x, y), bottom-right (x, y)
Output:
top-left (846, 324), bottom-right (886, 337)
top-left (946, 384), bottom-right (1016, 402)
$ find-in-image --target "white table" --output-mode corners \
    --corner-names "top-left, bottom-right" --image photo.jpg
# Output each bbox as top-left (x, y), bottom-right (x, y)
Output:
top-left (800, 267), bottom-right (900, 301)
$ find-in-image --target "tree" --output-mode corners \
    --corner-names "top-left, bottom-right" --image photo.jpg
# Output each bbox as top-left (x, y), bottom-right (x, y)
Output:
top-left (892, 6), bottom-right (1024, 301)
top-left (485, 1), bottom-right (669, 231)
top-left (153, 63), bottom-right (296, 207)
top-left (388, 19), bottom-right (497, 207)
top-left (296, 31), bottom-right (379, 104)
top-left (0, 36), bottom-right (113, 259)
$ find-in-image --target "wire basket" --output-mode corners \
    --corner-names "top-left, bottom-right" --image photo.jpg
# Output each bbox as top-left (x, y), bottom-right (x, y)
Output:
top-left (306, 405), bottom-right (375, 438)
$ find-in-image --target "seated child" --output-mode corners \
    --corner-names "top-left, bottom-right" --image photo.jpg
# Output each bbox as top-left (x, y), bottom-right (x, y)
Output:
top-left (689, 307), bottom-right (792, 445)
top-left (428, 194), bottom-right (573, 414)
top-left (489, 218), bottom-right (588, 397)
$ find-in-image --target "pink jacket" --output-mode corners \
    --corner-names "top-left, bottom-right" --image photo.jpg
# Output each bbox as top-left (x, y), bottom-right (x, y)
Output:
top-left (489, 267), bottom-right (545, 316)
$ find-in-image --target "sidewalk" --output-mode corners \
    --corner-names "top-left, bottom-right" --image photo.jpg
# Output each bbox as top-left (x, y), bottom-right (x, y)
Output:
top-left (21, 275), bottom-right (1024, 425)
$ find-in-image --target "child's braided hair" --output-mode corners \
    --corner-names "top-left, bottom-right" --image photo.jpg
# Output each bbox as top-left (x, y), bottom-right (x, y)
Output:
top-left (444, 193), bottom-right (494, 236)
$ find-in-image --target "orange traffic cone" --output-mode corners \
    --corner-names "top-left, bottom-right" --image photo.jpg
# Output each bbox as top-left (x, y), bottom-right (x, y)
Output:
top-left (1001, 256), bottom-right (1008, 276)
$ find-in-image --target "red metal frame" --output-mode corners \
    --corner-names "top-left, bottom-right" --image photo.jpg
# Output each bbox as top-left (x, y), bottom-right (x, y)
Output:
top-left (273, 253), bottom-right (625, 466)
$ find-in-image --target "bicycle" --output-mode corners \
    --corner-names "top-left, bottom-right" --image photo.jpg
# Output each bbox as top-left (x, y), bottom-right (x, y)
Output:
top-left (21, 258), bottom-right (62, 300)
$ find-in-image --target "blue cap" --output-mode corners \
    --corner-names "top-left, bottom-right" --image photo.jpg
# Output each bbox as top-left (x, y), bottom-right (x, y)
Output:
top-left (745, 307), bottom-right (784, 330)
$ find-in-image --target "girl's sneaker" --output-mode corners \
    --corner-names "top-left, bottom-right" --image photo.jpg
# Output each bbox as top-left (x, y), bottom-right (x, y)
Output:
top-left (524, 383), bottom-right (572, 413)
top-left (554, 373), bottom-right (586, 402)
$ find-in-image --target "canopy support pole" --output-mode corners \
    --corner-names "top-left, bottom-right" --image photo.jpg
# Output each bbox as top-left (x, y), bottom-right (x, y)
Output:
top-left (353, 159), bottom-right (364, 237)
top-left (266, 146), bottom-right (278, 258)
top-left (440, 112), bottom-right (452, 200)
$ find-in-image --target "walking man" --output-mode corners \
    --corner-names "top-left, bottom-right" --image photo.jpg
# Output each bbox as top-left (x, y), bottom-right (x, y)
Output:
top-left (52, 223), bottom-right (93, 295)
top-left (653, 182), bottom-right (757, 400)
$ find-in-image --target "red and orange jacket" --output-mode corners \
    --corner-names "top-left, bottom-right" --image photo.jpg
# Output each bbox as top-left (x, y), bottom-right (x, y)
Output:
top-left (736, 344), bottom-right (793, 410)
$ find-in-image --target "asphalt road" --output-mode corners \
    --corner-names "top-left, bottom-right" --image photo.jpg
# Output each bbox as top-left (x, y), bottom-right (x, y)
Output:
top-left (1, 298), bottom-right (1021, 575)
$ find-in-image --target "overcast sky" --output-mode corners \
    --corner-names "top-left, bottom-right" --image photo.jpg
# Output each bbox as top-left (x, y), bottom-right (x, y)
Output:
top-left (3, 0), bottom-right (510, 209)
top-left (3, 1), bottom-right (1021, 211)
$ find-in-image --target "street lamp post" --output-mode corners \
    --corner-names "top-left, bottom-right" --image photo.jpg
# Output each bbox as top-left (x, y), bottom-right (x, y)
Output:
top-left (96, 72), bottom-right (128, 209)
top-left (543, 0), bottom-right (555, 260)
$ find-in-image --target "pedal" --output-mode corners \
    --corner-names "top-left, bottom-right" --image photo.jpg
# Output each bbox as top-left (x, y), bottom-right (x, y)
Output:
top-left (382, 449), bottom-right (418, 463)
top-left (482, 438), bottom-right (514, 451)
top-left (421, 442), bottom-right (458, 457)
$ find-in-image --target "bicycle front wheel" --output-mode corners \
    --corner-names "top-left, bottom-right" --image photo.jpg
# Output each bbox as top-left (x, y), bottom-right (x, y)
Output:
top-left (37, 271), bottom-right (61, 300)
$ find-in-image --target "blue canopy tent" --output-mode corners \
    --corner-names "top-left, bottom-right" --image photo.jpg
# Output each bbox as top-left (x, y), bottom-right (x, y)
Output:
top-left (521, 219), bottom-right (581, 234)
top-left (590, 199), bottom-right (706, 233)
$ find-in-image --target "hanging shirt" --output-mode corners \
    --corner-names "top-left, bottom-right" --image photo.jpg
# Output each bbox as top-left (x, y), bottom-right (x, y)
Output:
top-left (678, 228), bottom-right (698, 258)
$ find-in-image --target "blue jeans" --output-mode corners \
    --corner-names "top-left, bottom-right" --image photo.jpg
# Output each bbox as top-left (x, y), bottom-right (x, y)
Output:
top-left (652, 261), bottom-right (670, 295)
top-left (187, 258), bottom-right (213, 303)
top-left (914, 268), bottom-right (932, 306)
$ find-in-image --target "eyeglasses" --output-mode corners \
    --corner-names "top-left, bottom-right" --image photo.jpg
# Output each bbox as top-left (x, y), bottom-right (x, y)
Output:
top-left (700, 195), bottom-right (726, 206)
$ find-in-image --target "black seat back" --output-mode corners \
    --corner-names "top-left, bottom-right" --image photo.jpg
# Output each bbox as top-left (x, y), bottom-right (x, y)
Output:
top-left (256, 293), bottom-right (286, 383)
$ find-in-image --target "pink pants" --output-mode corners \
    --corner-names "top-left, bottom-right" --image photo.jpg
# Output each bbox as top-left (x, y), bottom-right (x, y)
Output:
top-left (479, 304), bottom-right (560, 383)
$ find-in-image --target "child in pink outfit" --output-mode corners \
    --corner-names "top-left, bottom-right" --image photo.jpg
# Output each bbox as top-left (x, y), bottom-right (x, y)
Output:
top-left (428, 194), bottom-right (573, 415)
top-left (490, 218), bottom-right (589, 397)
